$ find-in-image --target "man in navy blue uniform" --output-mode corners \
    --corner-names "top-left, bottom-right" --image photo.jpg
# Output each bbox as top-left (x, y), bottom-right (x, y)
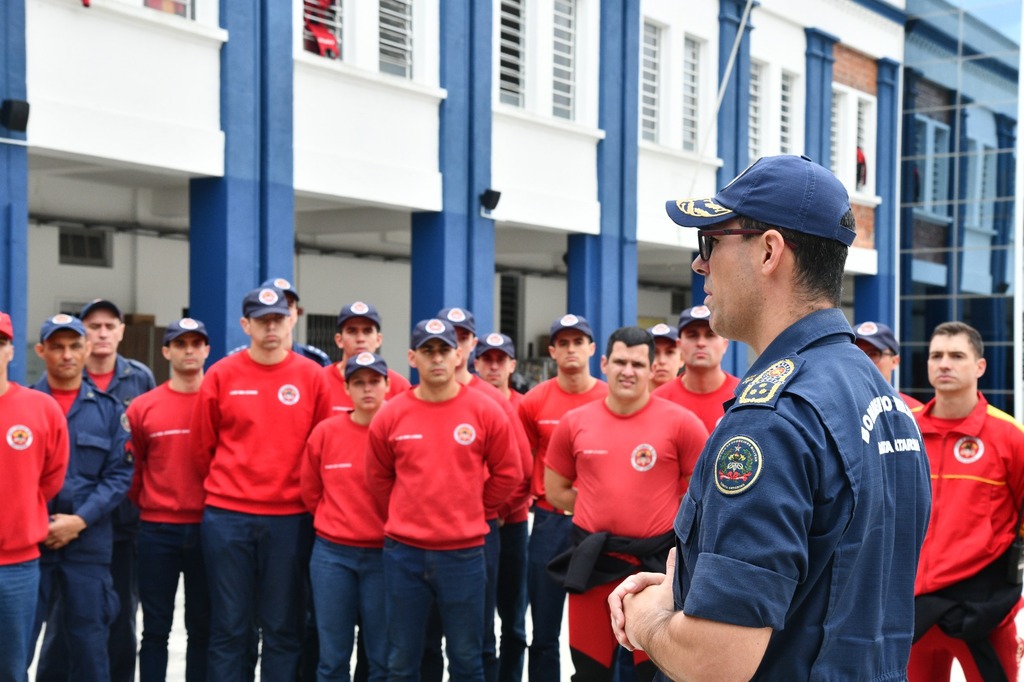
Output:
top-left (29, 314), bottom-right (134, 680)
top-left (609, 155), bottom-right (932, 680)
top-left (37, 299), bottom-right (156, 682)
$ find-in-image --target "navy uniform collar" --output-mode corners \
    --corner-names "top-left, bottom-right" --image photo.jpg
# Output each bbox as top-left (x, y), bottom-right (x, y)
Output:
top-left (743, 309), bottom-right (854, 380)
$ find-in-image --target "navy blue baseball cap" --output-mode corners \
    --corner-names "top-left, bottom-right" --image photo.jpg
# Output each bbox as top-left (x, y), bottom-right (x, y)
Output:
top-left (337, 301), bottom-right (382, 329)
top-left (261, 277), bottom-right (299, 302)
top-left (665, 155), bottom-right (856, 246)
top-left (163, 317), bottom-right (209, 346)
top-left (242, 286), bottom-right (291, 318)
top-left (549, 314), bottom-right (593, 342)
top-left (437, 307), bottom-right (476, 335)
top-left (648, 323), bottom-right (679, 343)
top-left (677, 305), bottom-right (712, 331)
top-left (344, 351), bottom-right (389, 380)
top-left (476, 332), bottom-right (516, 359)
top-left (855, 321), bottom-right (899, 354)
top-left (79, 299), bottom-right (123, 321)
top-left (411, 318), bottom-right (458, 350)
top-left (40, 313), bottom-right (86, 342)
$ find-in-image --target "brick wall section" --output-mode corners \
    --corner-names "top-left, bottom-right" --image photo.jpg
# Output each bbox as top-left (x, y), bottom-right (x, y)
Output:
top-left (913, 79), bottom-right (953, 125)
top-left (851, 202), bottom-right (875, 250)
top-left (833, 44), bottom-right (877, 96)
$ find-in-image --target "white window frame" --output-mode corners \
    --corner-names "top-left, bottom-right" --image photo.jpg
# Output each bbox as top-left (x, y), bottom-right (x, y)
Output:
top-left (965, 139), bottom-right (998, 232)
top-left (830, 84), bottom-right (877, 200)
top-left (499, 0), bottom-right (527, 107)
top-left (640, 20), bottom-right (662, 143)
top-left (913, 114), bottom-right (953, 220)
top-left (681, 35), bottom-right (700, 153)
top-left (379, 0), bottom-right (414, 78)
top-left (748, 60), bottom-right (764, 162)
top-left (552, 0), bottom-right (578, 119)
top-left (779, 71), bottom-right (795, 154)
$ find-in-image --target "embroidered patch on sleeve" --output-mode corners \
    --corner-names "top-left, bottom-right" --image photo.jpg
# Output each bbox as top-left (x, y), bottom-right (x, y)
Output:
top-left (739, 359), bottom-right (796, 405)
top-left (714, 436), bottom-right (763, 495)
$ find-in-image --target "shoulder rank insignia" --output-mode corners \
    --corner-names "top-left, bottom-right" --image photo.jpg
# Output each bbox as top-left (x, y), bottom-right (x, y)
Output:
top-left (738, 358), bottom-right (801, 406)
top-left (714, 436), bottom-right (763, 495)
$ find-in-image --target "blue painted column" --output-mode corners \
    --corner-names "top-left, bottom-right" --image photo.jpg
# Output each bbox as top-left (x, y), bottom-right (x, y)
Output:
top-left (804, 28), bottom-right (838, 168)
top-left (0, 0), bottom-right (28, 382)
top-left (853, 58), bottom-right (899, 326)
top-left (898, 69), bottom-right (920, 394)
top-left (712, 0), bottom-right (755, 377)
top-left (566, 0), bottom-right (639, 368)
top-left (189, 1), bottom-right (294, 358)
top-left (410, 0), bottom-right (495, 331)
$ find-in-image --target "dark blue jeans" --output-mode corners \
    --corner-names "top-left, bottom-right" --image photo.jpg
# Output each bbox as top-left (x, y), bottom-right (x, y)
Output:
top-left (30, 560), bottom-right (119, 681)
top-left (0, 559), bottom-right (39, 682)
top-left (309, 537), bottom-right (387, 681)
top-left (201, 507), bottom-right (312, 682)
top-left (138, 521), bottom-right (209, 682)
top-left (527, 507), bottom-right (573, 682)
top-left (384, 539), bottom-right (487, 682)
top-left (497, 520), bottom-right (529, 682)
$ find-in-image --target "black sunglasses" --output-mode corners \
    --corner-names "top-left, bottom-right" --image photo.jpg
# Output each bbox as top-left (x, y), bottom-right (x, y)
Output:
top-left (696, 228), bottom-right (799, 261)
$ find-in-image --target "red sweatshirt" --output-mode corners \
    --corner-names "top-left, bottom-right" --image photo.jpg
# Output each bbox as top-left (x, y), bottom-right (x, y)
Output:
top-left (366, 386), bottom-right (521, 550)
top-left (0, 384), bottom-right (69, 565)
top-left (301, 413), bottom-right (385, 548)
top-left (518, 377), bottom-right (608, 506)
top-left (191, 351), bottom-right (332, 515)
top-left (467, 376), bottom-right (533, 524)
top-left (127, 383), bottom-right (205, 524)
top-left (323, 363), bottom-right (411, 414)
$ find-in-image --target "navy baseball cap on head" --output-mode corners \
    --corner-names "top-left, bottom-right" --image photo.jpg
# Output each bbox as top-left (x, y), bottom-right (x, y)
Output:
top-left (855, 321), bottom-right (899, 354)
top-left (0, 311), bottom-right (12, 340)
top-left (411, 318), bottom-right (458, 350)
top-left (80, 299), bottom-right (123, 321)
top-left (261, 278), bottom-right (299, 302)
top-left (344, 351), bottom-right (389, 380)
top-left (337, 301), bottom-right (382, 329)
top-left (648, 323), bottom-right (679, 343)
top-left (163, 317), bottom-right (209, 346)
top-left (40, 314), bottom-right (86, 342)
top-left (677, 305), bottom-right (712, 331)
top-left (549, 314), bottom-right (593, 341)
top-left (477, 332), bottom-right (516, 359)
top-left (437, 307), bottom-right (476, 335)
top-left (665, 155), bottom-right (856, 246)
top-left (242, 286), bottom-right (291, 318)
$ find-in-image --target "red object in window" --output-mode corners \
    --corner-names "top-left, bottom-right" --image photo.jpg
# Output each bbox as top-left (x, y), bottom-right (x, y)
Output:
top-left (856, 146), bottom-right (867, 189)
top-left (305, 20), bottom-right (339, 59)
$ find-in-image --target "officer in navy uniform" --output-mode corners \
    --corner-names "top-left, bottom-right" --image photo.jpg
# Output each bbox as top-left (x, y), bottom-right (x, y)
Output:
top-left (29, 314), bottom-right (133, 680)
top-left (609, 155), bottom-right (932, 680)
top-left (228, 278), bottom-right (332, 366)
top-left (35, 299), bottom-right (155, 682)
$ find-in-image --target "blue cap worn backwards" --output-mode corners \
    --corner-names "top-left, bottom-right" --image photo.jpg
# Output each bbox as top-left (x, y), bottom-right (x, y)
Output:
top-left (665, 155), bottom-right (856, 246)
